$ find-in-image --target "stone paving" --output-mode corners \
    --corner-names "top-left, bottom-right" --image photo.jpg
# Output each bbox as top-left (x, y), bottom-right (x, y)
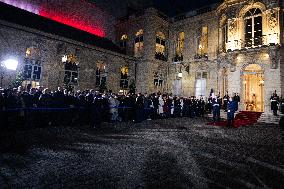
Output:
top-left (0, 118), bottom-right (284, 189)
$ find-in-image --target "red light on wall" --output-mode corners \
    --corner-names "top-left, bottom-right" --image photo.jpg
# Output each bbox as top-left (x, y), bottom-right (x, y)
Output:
top-left (39, 7), bottom-right (105, 37)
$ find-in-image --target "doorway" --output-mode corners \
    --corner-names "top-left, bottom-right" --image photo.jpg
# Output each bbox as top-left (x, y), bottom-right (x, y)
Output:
top-left (195, 79), bottom-right (206, 97)
top-left (242, 64), bottom-right (264, 112)
top-left (173, 79), bottom-right (182, 96)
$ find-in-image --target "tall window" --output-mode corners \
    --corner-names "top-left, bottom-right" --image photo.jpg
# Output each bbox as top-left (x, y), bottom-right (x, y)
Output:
top-left (120, 34), bottom-right (128, 49)
top-left (155, 32), bottom-right (167, 61)
top-left (23, 47), bottom-right (42, 88)
top-left (244, 8), bottom-right (262, 47)
top-left (195, 71), bottom-right (208, 97)
top-left (134, 29), bottom-right (144, 57)
top-left (62, 54), bottom-right (79, 86)
top-left (120, 66), bottom-right (129, 89)
top-left (197, 26), bottom-right (208, 56)
top-left (176, 32), bottom-right (185, 55)
top-left (154, 72), bottom-right (163, 87)
top-left (222, 22), bottom-right (228, 51)
top-left (96, 61), bottom-right (106, 87)
top-left (174, 32), bottom-right (184, 62)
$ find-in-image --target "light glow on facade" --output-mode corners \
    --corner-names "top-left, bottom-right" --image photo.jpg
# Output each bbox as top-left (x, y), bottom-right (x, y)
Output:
top-left (0, 0), bottom-right (106, 37)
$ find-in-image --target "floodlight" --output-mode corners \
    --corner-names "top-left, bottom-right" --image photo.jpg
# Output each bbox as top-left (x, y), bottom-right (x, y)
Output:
top-left (3, 59), bottom-right (18, 70)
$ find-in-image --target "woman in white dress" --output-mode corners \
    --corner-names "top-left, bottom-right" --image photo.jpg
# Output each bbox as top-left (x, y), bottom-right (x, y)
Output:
top-left (109, 95), bottom-right (119, 121)
top-left (158, 95), bottom-right (164, 116)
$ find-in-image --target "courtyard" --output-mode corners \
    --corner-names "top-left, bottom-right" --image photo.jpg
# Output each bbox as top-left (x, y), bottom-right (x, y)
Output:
top-left (0, 118), bottom-right (283, 189)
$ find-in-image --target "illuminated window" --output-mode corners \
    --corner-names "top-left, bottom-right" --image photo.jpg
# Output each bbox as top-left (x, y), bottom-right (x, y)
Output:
top-left (96, 61), bottom-right (106, 87)
top-left (176, 32), bottom-right (184, 56)
top-left (120, 66), bottom-right (129, 89)
top-left (23, 47), bottom-right (42, 81)
top-left (155, 32), bottom-right (167, 61)
top-left (197, 27), bottom-right (208, 56)
top-left (244, 8), bottom-right (262, 47)
top-left (173, 32), bottom-right (184, 62)
top-left (154, 72), bottom-right (163, 87)
top-left (134, 29), bottom-right (144, 57)
top-left (120, 34), bottom-right (128, 49)
top-left (63, 54), bottom-right (79, 85)
top-left (25, 46), bottom-right (40, 59)
top-left (222, 21), bottom-right (228, 51)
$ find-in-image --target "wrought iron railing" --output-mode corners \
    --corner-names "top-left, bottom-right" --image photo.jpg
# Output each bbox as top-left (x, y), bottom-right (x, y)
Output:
top-left (224, 34), bottom-right (279, 52)
top-left (155, 52), bottom-right (168, 61)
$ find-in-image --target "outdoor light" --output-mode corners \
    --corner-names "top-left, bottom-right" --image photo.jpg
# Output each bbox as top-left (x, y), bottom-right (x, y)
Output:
top-left (178, 72), bottom-right (183, 78)
top-left (62, 55), bottom-right (68, 62)
top-left (3, 58), bottom-right (19, 70)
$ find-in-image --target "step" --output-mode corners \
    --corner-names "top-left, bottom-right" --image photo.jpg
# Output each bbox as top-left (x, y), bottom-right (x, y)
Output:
top-left (257, 112), bottom-right (283, 124)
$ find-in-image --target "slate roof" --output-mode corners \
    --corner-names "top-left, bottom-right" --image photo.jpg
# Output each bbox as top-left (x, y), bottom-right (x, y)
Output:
top-left (0, 2), bottom-right (123, 54)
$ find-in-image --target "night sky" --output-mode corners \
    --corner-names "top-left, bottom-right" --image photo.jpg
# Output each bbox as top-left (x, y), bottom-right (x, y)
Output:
top-left (92, 0), bottom-right (223, 17)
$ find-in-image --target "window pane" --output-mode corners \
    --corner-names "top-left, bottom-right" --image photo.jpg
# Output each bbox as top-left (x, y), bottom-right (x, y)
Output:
top-left (196, 72), bottom-right (202, 79)
top-left (156, 38), bottom-right (160, 44)
top-left (245, 18), bottom-right (253, 47)
top-left (195, 79), bottom-right (206, 97)
top-left (33, 66), bottom-right (42, 80)
top-left (135, 37), bottom-right (139, 43)
top-left (64, 71), bottom-right (71, 84)
top-left (254, 16), bottom-right (262, 46)
top-left (24, 65), bottom-right (33, 79)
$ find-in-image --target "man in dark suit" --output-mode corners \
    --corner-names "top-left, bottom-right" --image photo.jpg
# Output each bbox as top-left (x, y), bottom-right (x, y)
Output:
top-left (135, 93), bottom-right (144, 123)
top-left (270, 91), bottom-right (279, 116)
top-left (227, 97), bottom-right (237, 127)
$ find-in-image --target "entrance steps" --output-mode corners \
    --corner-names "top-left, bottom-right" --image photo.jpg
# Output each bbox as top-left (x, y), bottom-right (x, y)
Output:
top-left (208, 110), bottom-right (283, 125)
top-left (257, 112), bottom-right (283, 125)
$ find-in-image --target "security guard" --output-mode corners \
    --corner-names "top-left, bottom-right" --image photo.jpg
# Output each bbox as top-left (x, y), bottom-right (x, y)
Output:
top-left (270, 91), bottom-right (279, 116)
top-left (223, 91), bottom-right (229, 112)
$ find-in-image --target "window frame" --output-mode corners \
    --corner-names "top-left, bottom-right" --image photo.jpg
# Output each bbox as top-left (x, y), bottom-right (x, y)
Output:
top-left (244, 8), bottom-right (263, 47)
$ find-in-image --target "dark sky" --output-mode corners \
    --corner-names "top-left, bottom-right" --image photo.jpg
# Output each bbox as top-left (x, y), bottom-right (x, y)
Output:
top-left (91, 0), bottom-right (223, 17)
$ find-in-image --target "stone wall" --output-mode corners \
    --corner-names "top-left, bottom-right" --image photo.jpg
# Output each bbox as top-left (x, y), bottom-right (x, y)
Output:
top-left (167, 9), bottom-right (219, 97)
top-left (116, 8), bottom-right (170, 94)
top-left (0, 20), bottom-right (135, 92)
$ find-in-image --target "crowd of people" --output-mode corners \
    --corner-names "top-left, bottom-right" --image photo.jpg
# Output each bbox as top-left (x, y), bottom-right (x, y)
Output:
top-left (0, 86), bottom-right (283, 129)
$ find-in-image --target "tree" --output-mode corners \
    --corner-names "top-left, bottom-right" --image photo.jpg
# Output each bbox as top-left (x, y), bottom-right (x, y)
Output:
top-left (12, 71), bottom-right (24, 88)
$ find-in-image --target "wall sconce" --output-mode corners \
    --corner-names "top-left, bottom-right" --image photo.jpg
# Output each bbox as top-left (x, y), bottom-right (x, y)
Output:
top-left (178, 72), bottom-right (183, 78)
top-left (62, 55), bottom-right (68, 63)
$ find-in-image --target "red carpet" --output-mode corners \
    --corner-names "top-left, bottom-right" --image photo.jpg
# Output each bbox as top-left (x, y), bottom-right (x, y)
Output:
top-left (208, 111), bottom-right (263, 128)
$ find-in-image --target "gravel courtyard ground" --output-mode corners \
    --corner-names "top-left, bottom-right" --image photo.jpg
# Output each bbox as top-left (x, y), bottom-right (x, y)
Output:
top-left (0, 117), bottom-right (284, 189)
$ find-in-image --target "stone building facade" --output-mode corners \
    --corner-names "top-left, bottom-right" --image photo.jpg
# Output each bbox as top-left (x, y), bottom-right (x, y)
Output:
top-left (0, 0), bottom-right (284, 112)
top-left (0, 4), bottom-right (136, 93)
top-left (116, 0), bottom-right (284, 112)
